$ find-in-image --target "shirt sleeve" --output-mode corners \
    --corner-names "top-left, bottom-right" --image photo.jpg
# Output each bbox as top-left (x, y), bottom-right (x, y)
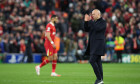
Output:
top-left (46, 24), bottom-right (52, 33)
top-left (84, 20), bottom-right (93, 32)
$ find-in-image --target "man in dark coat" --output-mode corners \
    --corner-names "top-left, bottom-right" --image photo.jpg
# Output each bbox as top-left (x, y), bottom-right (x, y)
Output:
top-left (22, 32), bottom-right (33, 63)
top-left (84, 9), bottom-right (106, 84)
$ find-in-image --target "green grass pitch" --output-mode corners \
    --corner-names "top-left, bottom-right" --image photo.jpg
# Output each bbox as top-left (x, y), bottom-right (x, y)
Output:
top-left (0, 63), bottom-right (140, 84)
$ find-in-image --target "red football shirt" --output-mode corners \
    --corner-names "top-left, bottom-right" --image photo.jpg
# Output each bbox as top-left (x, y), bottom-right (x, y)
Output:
top-left (45, 22), bottom-right (56, 46)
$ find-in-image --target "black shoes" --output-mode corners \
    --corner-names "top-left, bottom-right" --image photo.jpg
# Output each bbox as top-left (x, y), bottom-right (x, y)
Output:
top-left (94, 79), bottom-right (104, 84)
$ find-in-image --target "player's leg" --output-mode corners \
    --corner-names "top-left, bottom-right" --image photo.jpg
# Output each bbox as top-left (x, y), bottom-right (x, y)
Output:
top-left (39, 56), bottom-right (53, 68)
top-left (35, 56), bottom-right (53, 75)
top-left (51, 53), bottom-right (61, 77)
top-left (35, 49), bottom-right (53, 75)
top-left (52, 53), bottom-right (57, 73)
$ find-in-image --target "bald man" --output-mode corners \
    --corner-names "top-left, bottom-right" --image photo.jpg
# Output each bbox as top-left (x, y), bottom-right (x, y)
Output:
top-left (84, 9), bottom-right (106, 84)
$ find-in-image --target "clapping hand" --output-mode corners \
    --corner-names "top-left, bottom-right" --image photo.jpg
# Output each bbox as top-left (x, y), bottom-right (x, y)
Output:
top-left (84, 14), bottom-right (91, 21)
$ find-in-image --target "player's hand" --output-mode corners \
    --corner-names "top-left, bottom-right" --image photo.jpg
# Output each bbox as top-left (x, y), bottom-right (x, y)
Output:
top-left (52, 44), bottom-right (56, 49)
top-left (84, 14), bottom-right (91, 21)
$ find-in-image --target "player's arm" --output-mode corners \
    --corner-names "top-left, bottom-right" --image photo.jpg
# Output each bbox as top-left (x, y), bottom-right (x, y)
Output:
top-left (45, 32), bottom-right (56, 49)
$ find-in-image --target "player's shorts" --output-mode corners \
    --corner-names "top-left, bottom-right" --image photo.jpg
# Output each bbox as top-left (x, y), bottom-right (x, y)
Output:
top-left (44, 43), bottom-right (57, 56)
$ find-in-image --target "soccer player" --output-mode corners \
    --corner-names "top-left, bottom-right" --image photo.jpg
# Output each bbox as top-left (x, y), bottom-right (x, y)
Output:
top-left (35, 15), bottom-right (61, 77)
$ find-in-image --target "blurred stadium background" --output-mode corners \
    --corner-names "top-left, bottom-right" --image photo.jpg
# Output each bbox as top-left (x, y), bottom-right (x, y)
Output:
top-left (0, 0), bottom-right (140, 84)
top-left (1, 0), bottom-right (140, 63)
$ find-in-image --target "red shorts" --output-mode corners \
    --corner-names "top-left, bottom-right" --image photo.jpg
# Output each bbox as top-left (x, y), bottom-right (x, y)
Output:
top-left (44, 43), bottom-right (57, 56)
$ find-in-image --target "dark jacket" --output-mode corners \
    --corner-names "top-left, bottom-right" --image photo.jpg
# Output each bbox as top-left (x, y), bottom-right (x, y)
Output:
top-left (84, 18), bottom-right (106, 56)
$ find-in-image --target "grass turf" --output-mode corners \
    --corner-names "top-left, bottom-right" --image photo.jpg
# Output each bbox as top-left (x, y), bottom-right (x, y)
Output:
top-left (0, 63), bottom-right (140, 84)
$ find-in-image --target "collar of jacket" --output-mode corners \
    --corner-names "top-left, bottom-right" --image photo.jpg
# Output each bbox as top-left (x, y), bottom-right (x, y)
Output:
top-left (94, 17), bottom-right (102, 22)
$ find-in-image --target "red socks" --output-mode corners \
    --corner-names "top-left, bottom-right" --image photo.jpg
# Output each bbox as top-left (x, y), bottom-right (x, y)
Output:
top-left (39, 59), bottom-right (57, 73)
top-left (52, 60), bottom-right (57, 73)
top-left (39, 59), bottom-right (49, 68)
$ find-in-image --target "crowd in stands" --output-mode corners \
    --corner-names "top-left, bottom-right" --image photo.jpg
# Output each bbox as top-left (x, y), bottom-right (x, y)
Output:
top-left (0, 0), bottom-right (140, 61)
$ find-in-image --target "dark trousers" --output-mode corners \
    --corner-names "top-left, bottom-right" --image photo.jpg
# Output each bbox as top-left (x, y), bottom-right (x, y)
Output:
top-left (89, 55), bottom-right (103, 80)
top-left (116, 50), bottom-right (122, 62)
top-left (22, 49), bottom-right (33, 63)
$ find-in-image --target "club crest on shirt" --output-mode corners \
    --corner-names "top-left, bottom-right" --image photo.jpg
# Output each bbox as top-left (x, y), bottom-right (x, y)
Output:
top-left (52, 32), bottom-right (56, 35)
top-left (47, 27), bottom-right (50, 31)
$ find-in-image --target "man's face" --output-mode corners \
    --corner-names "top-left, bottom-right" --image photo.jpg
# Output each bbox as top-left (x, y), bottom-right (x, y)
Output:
top-left (92, 9), bottom-right (101, 20)
top-left (53, 17), bottom-right (58, 23)
top-left (92, 11), bottom-right (97, 20)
